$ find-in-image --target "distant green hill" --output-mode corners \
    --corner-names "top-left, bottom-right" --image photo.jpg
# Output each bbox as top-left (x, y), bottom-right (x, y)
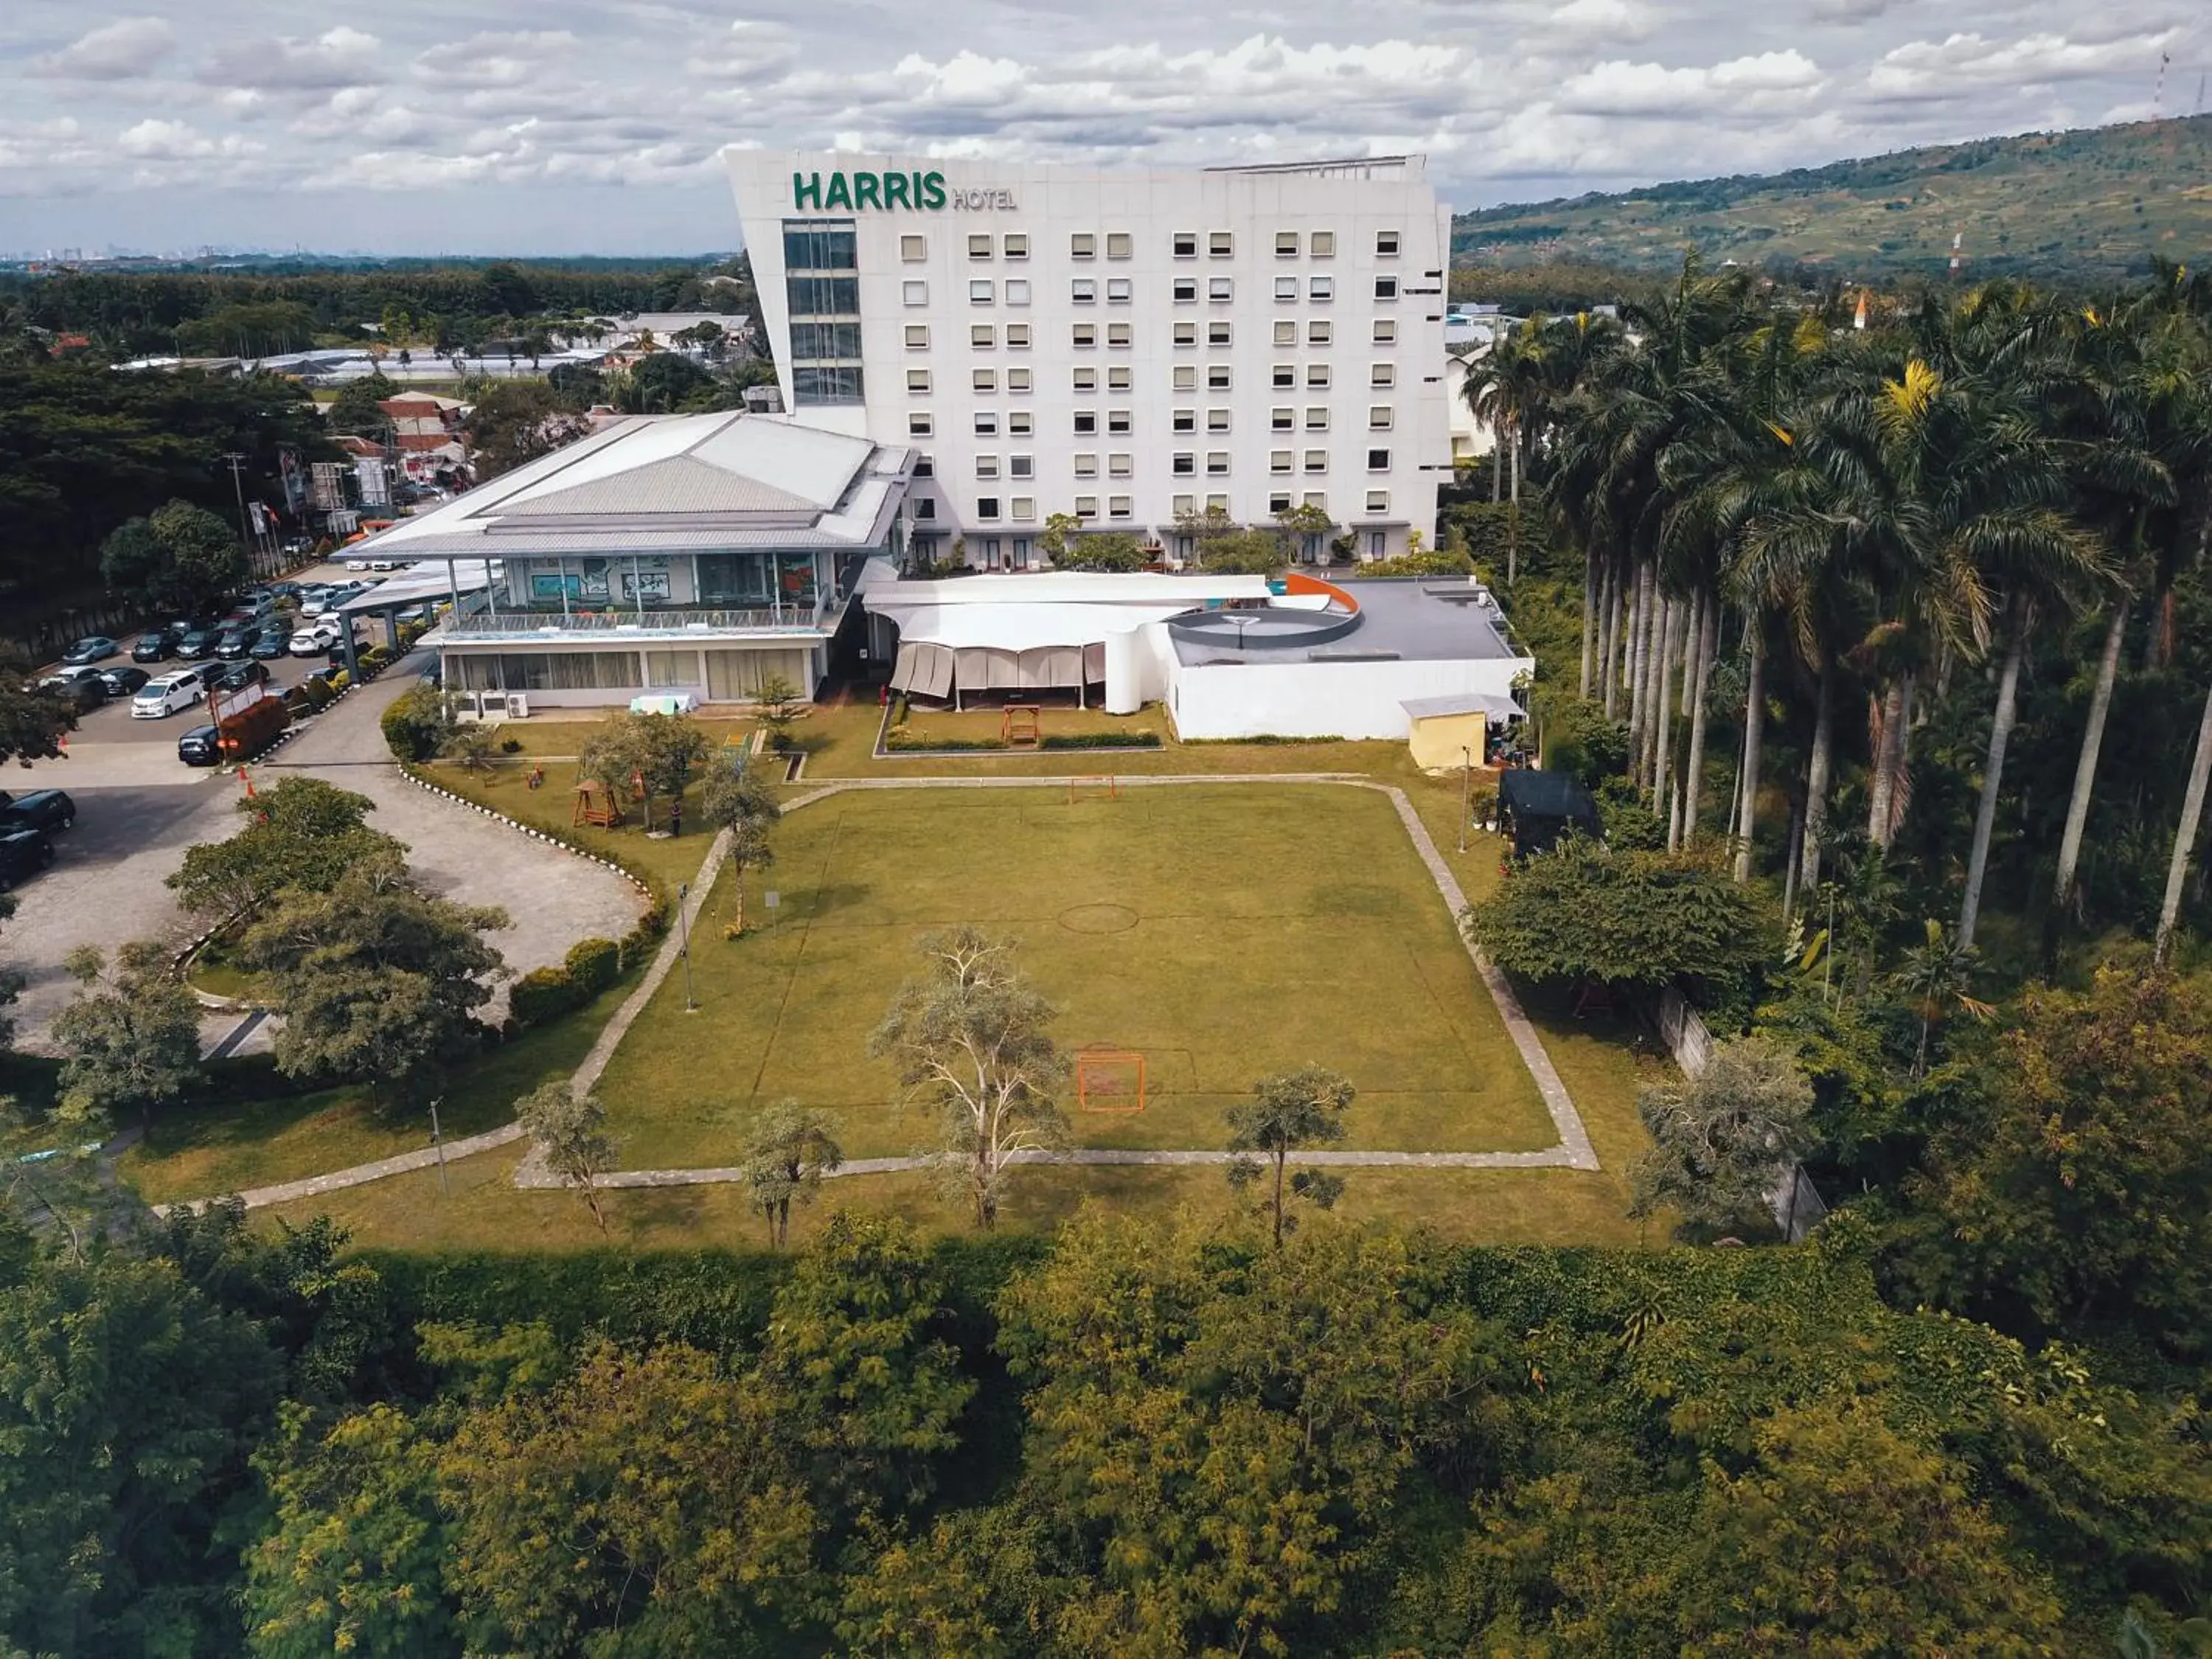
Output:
top-left (1452, 114), bottom-right (2212, 282)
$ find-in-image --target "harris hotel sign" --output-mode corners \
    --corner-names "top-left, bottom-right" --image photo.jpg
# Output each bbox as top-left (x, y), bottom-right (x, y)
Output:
top-left (791, 170), bottom-right (1016, 212)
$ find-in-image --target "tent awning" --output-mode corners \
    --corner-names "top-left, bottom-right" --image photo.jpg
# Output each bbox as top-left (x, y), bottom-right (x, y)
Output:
top-left (1400, 692), bottom-right (1523, 720)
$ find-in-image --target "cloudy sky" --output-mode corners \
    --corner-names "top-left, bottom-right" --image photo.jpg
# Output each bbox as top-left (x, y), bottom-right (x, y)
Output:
top-left (0, 1), bottom-right (2198, 256)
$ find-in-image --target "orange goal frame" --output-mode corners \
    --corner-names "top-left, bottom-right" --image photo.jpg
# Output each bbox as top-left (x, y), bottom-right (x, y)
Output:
top-left (1067, 773), bottom-right (1120, 803)
top-left (1074, 1048), bottom-right (1147, 1114)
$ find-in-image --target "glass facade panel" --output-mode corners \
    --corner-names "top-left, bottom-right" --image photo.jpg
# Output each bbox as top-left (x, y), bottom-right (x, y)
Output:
top-left (782, 223), bottom-right (857, 270)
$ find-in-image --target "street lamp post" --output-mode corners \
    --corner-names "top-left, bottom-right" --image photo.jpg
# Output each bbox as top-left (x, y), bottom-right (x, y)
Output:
top-left (677, 880), bottom-right (698, 1012)
top-left (428, 1097), bottom-right (450, 1197)
top-left (1459, 745), bottom-right (1473, 853)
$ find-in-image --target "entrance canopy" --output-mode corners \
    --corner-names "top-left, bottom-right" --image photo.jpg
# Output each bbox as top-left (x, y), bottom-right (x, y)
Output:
top-left (890, 639), bottom-right (1104, 699)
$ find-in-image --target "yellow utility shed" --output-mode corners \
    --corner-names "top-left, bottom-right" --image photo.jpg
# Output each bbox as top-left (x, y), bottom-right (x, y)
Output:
top-left (1402, 692), bottom-right (1520, 773)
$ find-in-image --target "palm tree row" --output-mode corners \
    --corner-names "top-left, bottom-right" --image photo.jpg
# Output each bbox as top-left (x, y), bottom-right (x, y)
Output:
top-left (1474, 257), bottom-right (2212, 959)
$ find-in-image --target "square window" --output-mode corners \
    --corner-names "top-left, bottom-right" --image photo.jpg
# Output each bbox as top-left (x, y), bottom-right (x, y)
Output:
top-left (1369, 406), bottom-right (1394, 430)
top-left (902, 279), bottom-right (928, 306)
top-left (1072, 367), bottom-right (1098, 392)
top-left (970, 279), bottom-right (995, 304)
top-left (975, 454), bottom-right (1000, 479)
top-left (1308, 319), bottom-right (1332, 346)
top-left (1109, 495), bottom-right (1133, 518)
top-left (1010, 454), bottom-right (1034, 478)
top-left (1107, 409), bottom-right (1132, 434)
top-left (1371, 363), bottom-right (1396, 388)
top-left (1071, 232), bottom-right (1096, 259)
top-left (1270, 492), bottom-right (1293, 514)
top-left (1107, 277), bottom-right (1132, 302)
top-left (1271, 407), bottom-right (1294, 431)
top-left (971, 324), bottom-right (995, 348)
top-left (1310, 230), bottom-right (1336, 257)
top-left (905, 324), bottom-right (930, 349)
top-left (1303, 490), bottom-right (1327, 509)
top-left (973, 368), bottom-right (998, 392)
top-left (1208, 230), bottom-right (1234, 257)
top-left (906, 369), bottom-right (931, 393)
top-left (1011, 497), bottom-right (1035, 521)
top-left (1108, 453), bottom-right (1133, 477)
top-left (1374, 276), bottom-right (1399, 301)
top-left (1275, 276), bottom-right (1298, 302)
top-left (1174, 277), bottom-right (1198, 303)
top-left (1304, 449), bottom-right (1328, 473)
top-left (1310, 275), bottom-right (1334, 301)
top-left (1367, 490), bottom-right (1390, 514)
top-left (1074, 453), bottom-right (1098, 478)
top-left (1107, 232), bottom-right (1133, 260)
top-left (908, 413), bottom-right (933, 437)
top-left (1071, 279), bottom-right (1097, 304)
top-left (977, 496), bottom-right (1001, 521)
top-left (1107, 322), bottom-right (1132, 347)
top-left (1074, 410), bottom-right (1097, 434)
top-left (1173, 493), bottom-right (1196, 515)
top-left (1275, 230), bottom-right (1299, 257)
top-left (1174, 321), bottom-right (1197, 346)
top-left (900, 234), bottom-right (927, 261)
top-left (974, 411), bottom-right (999, 436)
top-left (1005, 279), bottom-right (1031, 305)
top-left (1307, 364), bottom-right (1332, 389)
top-left (1376, 229), bottom-right (1401, 257)
top-left (1075, 495), bottom-right (1099, 519)
top-left (1305, 407), bottom-right (1329, 431)
top-left (1173, 365), bottom-right (1197, 391)
top-left (1207, 408), bottom-right (1230, 433)
top-left (1367, 448), bottom-right (1391, 470)
top-left (1172, 452), bottom-right (1196, 476)
top-left (1107, 366), bottom-right (1132, 391)
top-left (1270, 450), bottom-right (1293, 475)
top-left (1172, 409), bottom-right (1197, 434)
top-left (1372, 318), bottom-right (1397, 344)
top-left (1272, 364), bottom-right (1295, 389)
top-left (1208, 276), bottom-right (1233, 301)
top-left (1206, 451), bottom-right (1230, 475)
top-left (1206, 493), bottom-right (1229, 514)
top-left (968, 233), bottom-right (993, 260)
top-left (1006, 366), bottom-right (1032, 391)
top-left (1072, 323), bottom-right (1097, 348)
top-left (1208, 321), bottom-right (1232, 347)
top-left (913, 495), bottom-right (935, 518)
top-left (1173, 232), bottom-right (1197, 257)
top-left (1008, 411), bottom-right (1033, 436)
top-left (1273, 320), bottom-right (1298, 347)
top-left (1003, 233), bottom-right (1029, 260)
top-left (1207, 365), bottom-right (1231, 390)
top-left (1006, 323), bottom-right (1031, 348)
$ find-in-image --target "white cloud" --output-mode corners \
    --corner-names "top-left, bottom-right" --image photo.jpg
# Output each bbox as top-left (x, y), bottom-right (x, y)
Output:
top-left (1557, 51), bottom-right (1824, 118)
top-left (411, 30), bottom-right (581, 89)
top-left (1530, 0), bottom-right (1661, 46)
top-left (201, 27), bottom-right (383, 92)
top-left (29, 17), bottom-right (177, 80)
top-left (687, 20), bottom-right (802, 83)
top-left (1867, 29), bottom-right (2182, 100)
top-left (116, 119), bottom-right (262, 160)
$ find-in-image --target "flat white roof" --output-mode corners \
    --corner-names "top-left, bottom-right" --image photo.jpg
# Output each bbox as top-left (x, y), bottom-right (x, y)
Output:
top-left (864, 571), bottom-right (1270, 608)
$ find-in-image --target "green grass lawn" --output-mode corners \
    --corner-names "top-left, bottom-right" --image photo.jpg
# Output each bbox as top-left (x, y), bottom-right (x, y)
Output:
top-left (593, 783), bottom-right (1557, 1171)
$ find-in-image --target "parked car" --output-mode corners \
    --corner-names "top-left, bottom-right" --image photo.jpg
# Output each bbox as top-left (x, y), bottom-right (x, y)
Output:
top-left (176, 724), bottom-right (223, 766)
top-left (131, 632), bottom-right (175, 664)
top-left (0, 790), bottom-right (76, 835)
top-left (133, 667), bottom-right (212, 718)
top-left (173, 627), bottom-right (219, 661)
top-left (96, 665), bottom-right (150, 699)
top-left (214, 625), bottom-right (262, 661)
top-left (290, 622), bottom-right (341, 656)
top-left (211, 660), bottom-right (271, 696)
top-left (59, 636), bottom-right (119, 666)
top-left (39, 669), bottom-right (107, 714)
top-left (249, 627), bottom-right (291, 659)
top-left (0, 830), bottom-right (54, 891)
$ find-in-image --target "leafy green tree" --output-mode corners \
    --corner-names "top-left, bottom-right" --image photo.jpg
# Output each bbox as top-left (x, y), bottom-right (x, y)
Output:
top-left (1056, 530), bottom-right (1148, 572)
top-left (168, 776), bottom-right (406, 924)
top-left (702, 754), bottom-right (781, 936)
top-left (740, 1100), bottom-right (841, 1247)
top-left (755, 672), bottom-right (801, 751)
top-left (100, 497), bottom-right (248, 616)
top-left (577, 710), bottom-right (709, 824)
top-left (1890, 917), bottom-right (1996, 1076)
top-left (514, 1079), bottom-right (615, 1235)
top-left (1630, 1033), bottom-right (1815, 1237)
top-left (0, 653), bottom-right (74, 767)
top-left (836, 1509), bottom-right (1038, 1658)
top-left (462, 379), bottom-right (588, 479)
top-left (49, 939), bottom-right (204, 1133)
top-left (235, 867), bottom-right (508, 1110)
top-left (243, 1403), bottom-right (459, 1658)
top-left (324, 371), bottom-right (397, 436)
top-left (439, 720), bottom-right (499, 774)
top-left (0, 1252), bottom-right (281, 1658)
top-left (438, 1338), bottom-right (818, 1652)
top-left (760, 1212), bottom-right (974, 1514)
top-left (379, 680), bottom-right (454, 761)
top-left (869, 928), bottom-right (1068, 1229)
top-left (1463, 836), bottom-right (1767, 996)
top-left (617, 351), bottom-right (716, 412)
top-left (1225, 1064), bottom-right (1356, 1246)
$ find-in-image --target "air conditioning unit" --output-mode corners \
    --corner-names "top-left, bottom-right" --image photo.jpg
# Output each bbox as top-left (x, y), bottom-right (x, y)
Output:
top-left (505, 693), bottom-right (528, 719)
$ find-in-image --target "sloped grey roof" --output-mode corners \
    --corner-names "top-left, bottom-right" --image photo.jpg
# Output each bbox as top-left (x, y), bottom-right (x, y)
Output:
top-left (498, 453), bottom-right (818, 518)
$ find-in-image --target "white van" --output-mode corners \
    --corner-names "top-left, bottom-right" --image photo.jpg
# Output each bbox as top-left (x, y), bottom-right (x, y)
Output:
top-left (132, 667), bottom-right (210, 720)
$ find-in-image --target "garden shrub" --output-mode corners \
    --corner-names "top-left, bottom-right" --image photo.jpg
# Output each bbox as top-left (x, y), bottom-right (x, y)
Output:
top-left (564, 937), bottom-right (620, 998)
top-left (1037, 730), bottom-right (1161, 749)
top-left (380, 683), bottom-right (450, 761)
top-left (508, 966), bottom-right (582, 1029)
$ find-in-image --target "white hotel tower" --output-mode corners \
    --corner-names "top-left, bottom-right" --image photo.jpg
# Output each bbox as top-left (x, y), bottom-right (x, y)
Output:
top-left (724, 150), bottom-right (1454, 569)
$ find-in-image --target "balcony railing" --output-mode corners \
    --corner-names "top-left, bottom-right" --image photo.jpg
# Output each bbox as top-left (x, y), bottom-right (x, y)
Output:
top-left (445, 607), bottom-right (824, 637)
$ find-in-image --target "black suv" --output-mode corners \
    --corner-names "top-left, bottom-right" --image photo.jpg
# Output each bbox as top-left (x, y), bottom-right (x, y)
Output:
top-left (210, 660), bottom-right (271, 696)
top-left (174, 627), bottom-right (219, 661)
top-left (177, 724), bottom-right (223, 767)
top-left (0, 829), bottom-right (53, 891)
top-left (215, 625), bottom-right (262, 661)
top-left (131, 632), bottom-right (175, 664)
top-left (0, 790), bottom-right (74, 835)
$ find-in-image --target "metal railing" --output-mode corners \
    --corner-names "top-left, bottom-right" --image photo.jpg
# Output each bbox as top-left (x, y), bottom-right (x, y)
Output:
top-left (445, 607), bottom-right (821, 636)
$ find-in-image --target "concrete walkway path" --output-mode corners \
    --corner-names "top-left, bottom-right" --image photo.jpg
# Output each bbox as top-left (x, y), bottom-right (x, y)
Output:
top-left (178, 770), bottom-right (1598, 1214)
